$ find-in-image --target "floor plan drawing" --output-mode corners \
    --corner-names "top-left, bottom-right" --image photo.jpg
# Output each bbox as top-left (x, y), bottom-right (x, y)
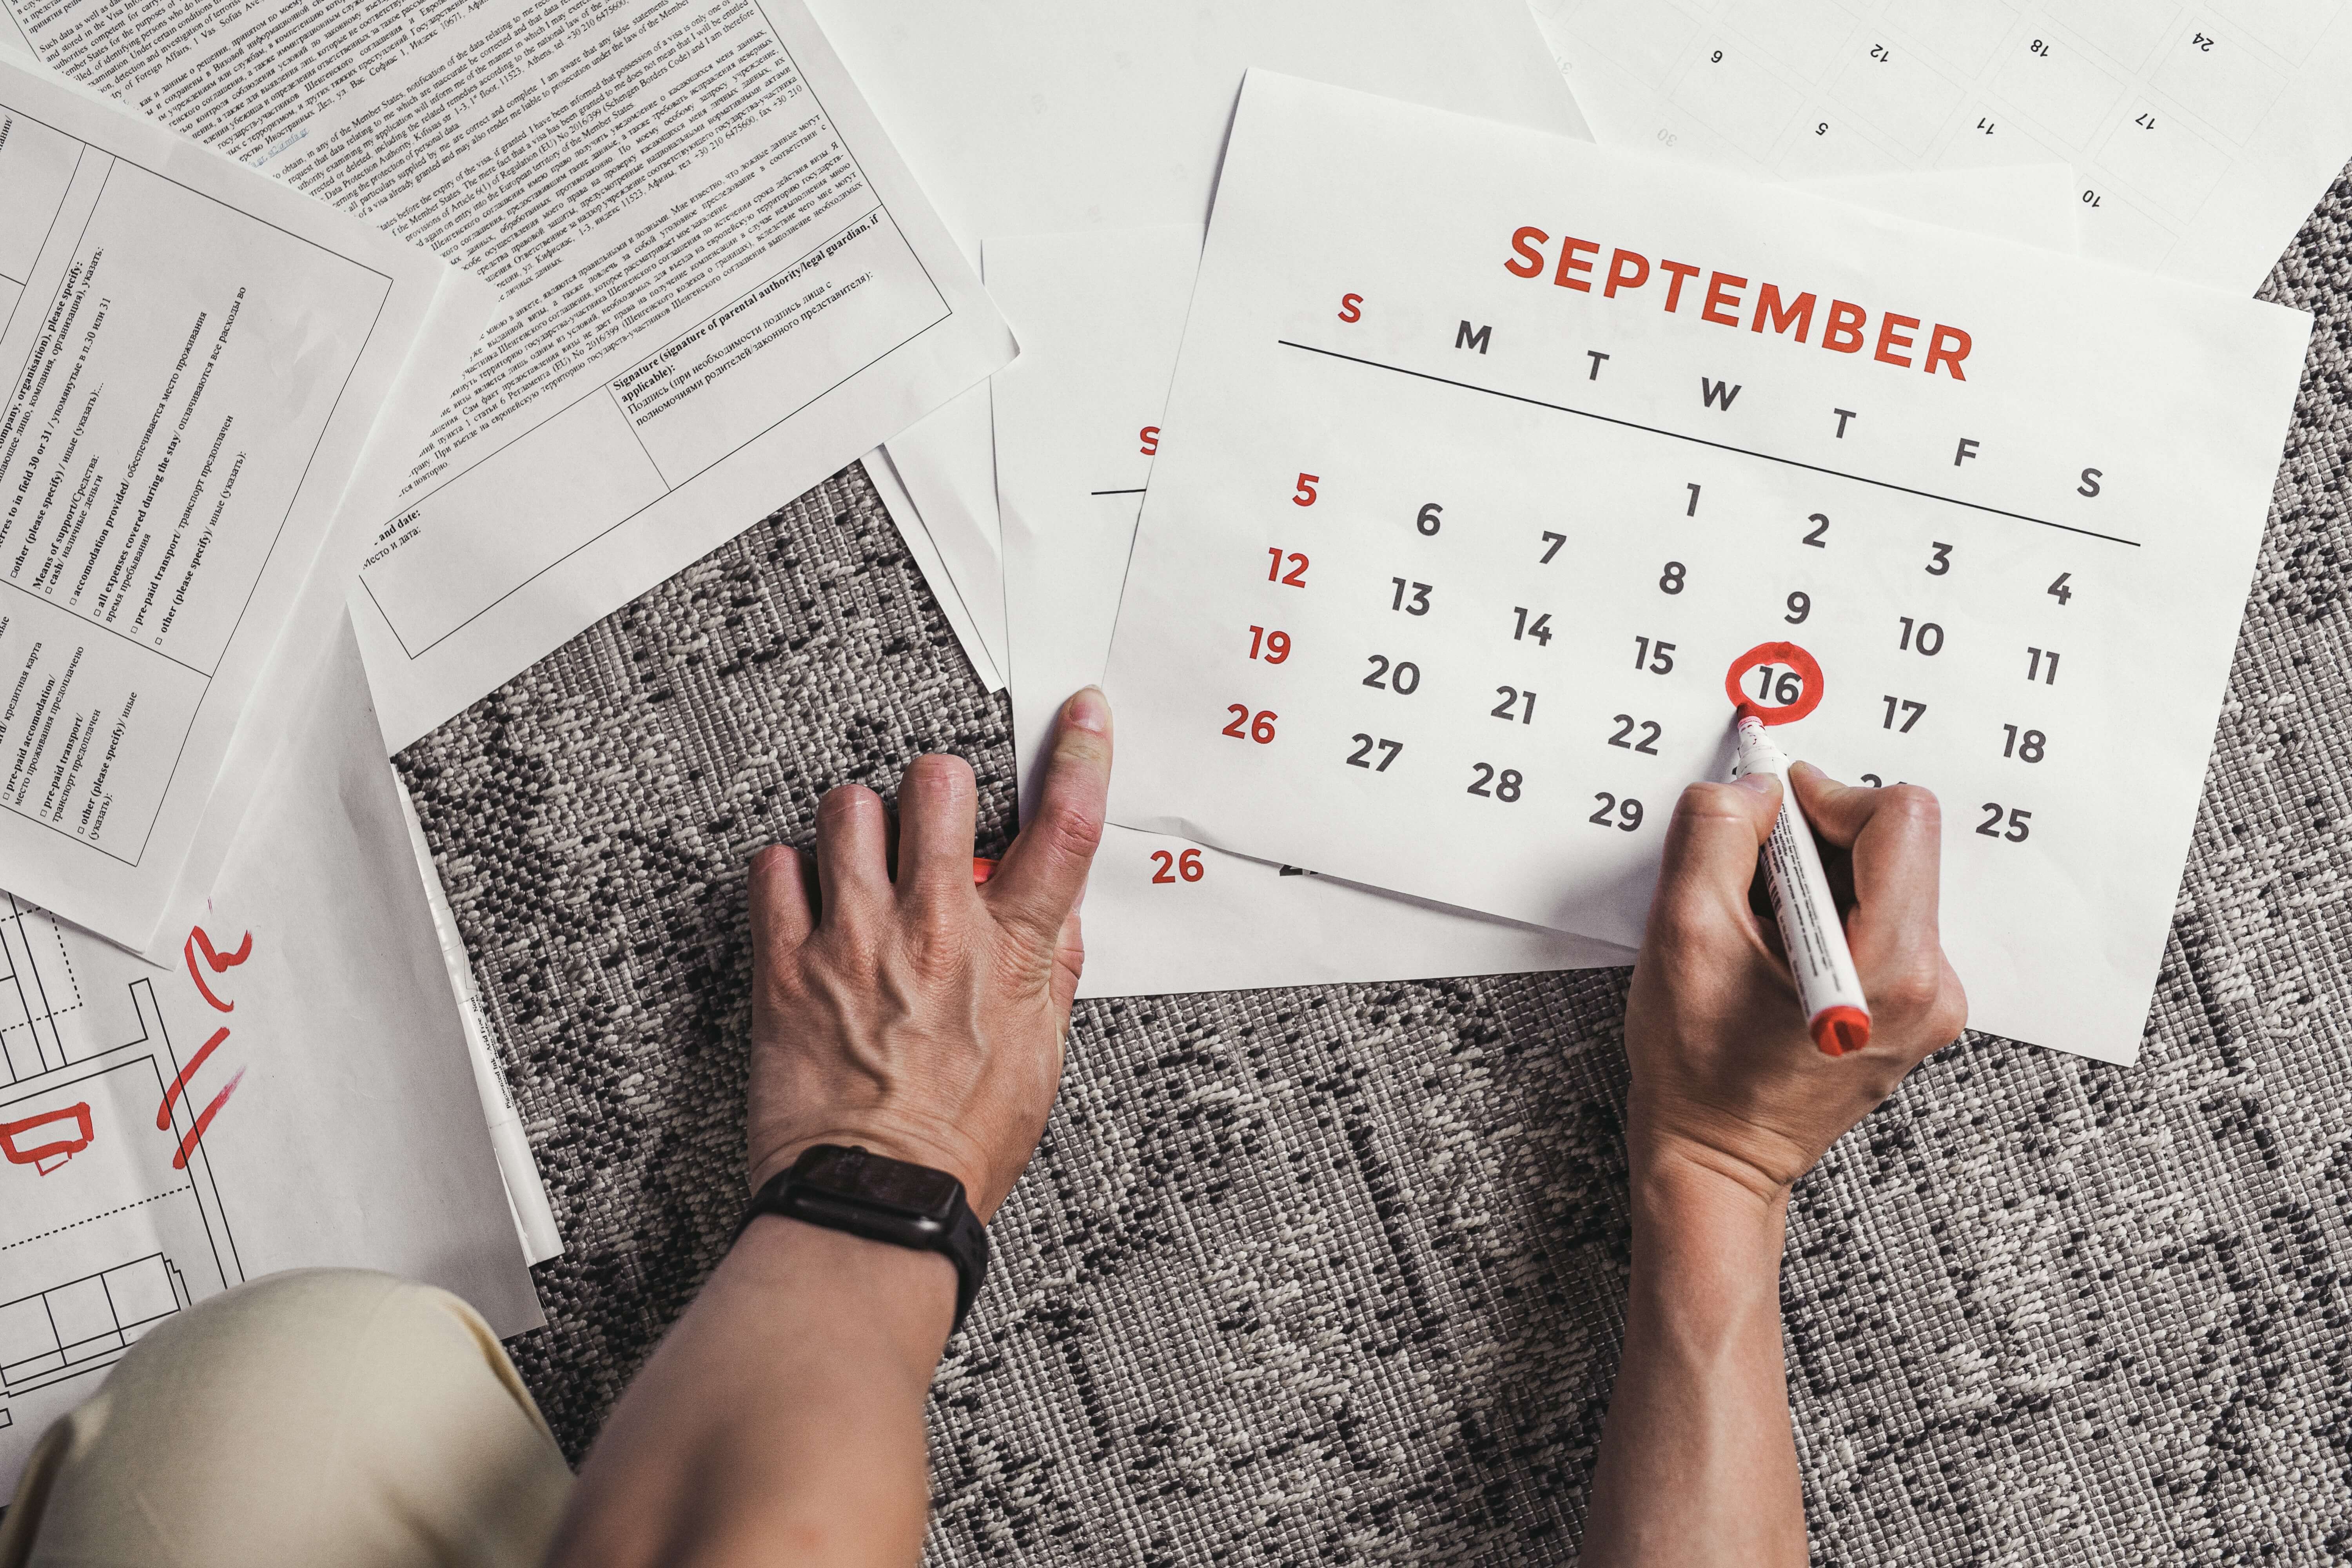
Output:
top-left (0, 895), bottom-right (91, 1084)
top-left (0, 1253), bottom-right (189, 1397)
top-left (0, 621), bottom-right (547, 1496)
top-left (0, 898), bottom-right (242, 1439)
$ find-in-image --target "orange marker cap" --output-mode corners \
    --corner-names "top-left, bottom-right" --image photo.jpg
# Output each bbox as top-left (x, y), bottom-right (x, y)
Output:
top-left (1810, 1005), bottom-right (1871, 1057)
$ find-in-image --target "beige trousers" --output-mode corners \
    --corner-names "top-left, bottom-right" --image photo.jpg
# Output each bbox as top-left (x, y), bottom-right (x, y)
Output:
top-left (0, 1270), bottom-right (571, 1568)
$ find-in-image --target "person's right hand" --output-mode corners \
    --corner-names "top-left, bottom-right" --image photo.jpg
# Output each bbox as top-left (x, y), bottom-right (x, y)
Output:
top-left (1622, 763), bottom-right (1967, 1201)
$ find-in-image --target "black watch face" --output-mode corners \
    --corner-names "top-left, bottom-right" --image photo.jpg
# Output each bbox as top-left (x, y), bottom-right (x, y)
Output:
top-left (802, 1145), bottom-right (961, 1219)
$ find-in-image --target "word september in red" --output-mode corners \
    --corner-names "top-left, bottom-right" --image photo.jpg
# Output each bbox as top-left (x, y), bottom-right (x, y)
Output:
top-left (1504, 229), bottom-right (1973, 381)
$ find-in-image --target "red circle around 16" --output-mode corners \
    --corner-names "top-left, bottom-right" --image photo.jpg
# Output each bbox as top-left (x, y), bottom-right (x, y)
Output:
top-left (1723, 641), bottom-right (1825, 726)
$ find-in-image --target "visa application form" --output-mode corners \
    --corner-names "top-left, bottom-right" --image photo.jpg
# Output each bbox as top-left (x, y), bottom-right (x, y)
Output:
top-left (0, 55), bottom-right (460, 948)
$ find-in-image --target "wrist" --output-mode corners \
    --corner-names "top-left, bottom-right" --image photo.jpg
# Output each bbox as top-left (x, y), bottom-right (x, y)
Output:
top-left (1625, 1099), bottom-right (1812, 1210)
top-left (1628, 1138), bottom-right (1791, 1262)
top-left (724, 1213), bottom-right (959, 1347)
top-left (1623, 1152), bottom-right (1789, 1367)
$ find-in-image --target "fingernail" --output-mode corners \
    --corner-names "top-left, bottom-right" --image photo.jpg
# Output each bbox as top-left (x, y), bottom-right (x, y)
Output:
top-left (1788, 760), bottom-right (1821, 780)
top-left (1733, 771), bottom-right (1779, 795)
top-left (1065, 685), bottom-right (1110, 734)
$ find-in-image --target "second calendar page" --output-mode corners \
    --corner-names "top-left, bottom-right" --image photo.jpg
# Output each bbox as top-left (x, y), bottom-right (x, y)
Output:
top-left (1100, 72), bottom-right (2310, 1063)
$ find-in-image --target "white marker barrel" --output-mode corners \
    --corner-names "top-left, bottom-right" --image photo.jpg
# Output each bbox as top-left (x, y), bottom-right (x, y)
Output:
top-left (1732, 714), bottom-right (1871, 1056)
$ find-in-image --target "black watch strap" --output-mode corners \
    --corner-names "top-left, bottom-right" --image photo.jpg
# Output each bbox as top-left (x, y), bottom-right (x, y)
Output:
top-left (735, 1145), bottom-right (990, 1334)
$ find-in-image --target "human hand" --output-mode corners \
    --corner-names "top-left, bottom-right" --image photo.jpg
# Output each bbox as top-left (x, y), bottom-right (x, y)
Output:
top-left (742, 688), bottom-right (1112, 1220)
top-left (1622, 763), bottom-right (1967, 1203)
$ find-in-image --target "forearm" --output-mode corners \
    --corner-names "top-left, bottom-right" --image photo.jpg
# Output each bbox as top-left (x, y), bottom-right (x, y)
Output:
top-left (546, 1219), bottom-right (956, 1568)
top-left (1581, 1157), bottom-right (1806, 1567)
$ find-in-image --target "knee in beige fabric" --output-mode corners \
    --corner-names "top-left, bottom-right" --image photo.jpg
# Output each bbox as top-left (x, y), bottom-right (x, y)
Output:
top-left (0, 1269), bottom-right (568, 1568)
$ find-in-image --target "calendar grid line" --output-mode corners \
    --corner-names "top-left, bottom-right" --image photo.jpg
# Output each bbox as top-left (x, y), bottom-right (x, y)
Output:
top-left (1275, 340), bottom-right (2145, 548)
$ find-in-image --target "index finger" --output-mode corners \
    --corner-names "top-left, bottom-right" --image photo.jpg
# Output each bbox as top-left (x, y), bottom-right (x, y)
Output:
top-left (1648, 774), bottom-right (1781, 938)
top-left (985, 687), bottom-right (1112, 942)
top-left (1789, 762), bottom-right (1942, 967)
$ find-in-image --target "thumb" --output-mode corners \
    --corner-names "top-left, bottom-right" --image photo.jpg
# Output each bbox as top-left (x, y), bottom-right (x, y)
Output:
top-left (987, 687), bottom-right (1112, 944)
top-left (1652, 774), bottom-right (1781, 919)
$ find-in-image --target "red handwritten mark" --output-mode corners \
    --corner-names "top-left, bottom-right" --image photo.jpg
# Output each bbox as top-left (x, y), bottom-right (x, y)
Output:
top-left (156, 1026), bottom-right (231, 1130)
top-left (191, 926), bottom-right (253, 970)
top-left (184, 925), bottom-right (253, 1013)
top-left (1, 1103), bottom-right (94, 1171)
top-left (1723, 641), bottom-right (1826, 727)
top-left (171, 1069), bottom-right (244, 1172)
top-left (170, 925), bottom-right (258, 1158)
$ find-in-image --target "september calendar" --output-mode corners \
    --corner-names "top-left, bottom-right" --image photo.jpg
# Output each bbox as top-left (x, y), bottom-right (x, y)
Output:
top-left (1100, 73), bottom-right (2311, 1063)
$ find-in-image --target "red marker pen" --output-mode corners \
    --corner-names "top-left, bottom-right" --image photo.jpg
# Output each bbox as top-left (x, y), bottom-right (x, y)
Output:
top-left (1732, 709), bottom-right (1871, 1056)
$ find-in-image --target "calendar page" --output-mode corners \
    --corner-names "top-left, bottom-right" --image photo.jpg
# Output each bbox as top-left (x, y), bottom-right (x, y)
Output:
top-left (989, 225), bottom-right (1633, 996)
top-left (1099, 73), bottom-right (2311, 1063)
top-left (1531, 0), bottom-right (2352, 293)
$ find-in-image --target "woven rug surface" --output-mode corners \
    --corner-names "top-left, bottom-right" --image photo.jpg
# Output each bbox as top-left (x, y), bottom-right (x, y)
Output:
top-left (398, 172), bottom-right (2352, 1565)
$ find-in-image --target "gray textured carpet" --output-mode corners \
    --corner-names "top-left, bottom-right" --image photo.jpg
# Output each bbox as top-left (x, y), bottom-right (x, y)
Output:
top-left (398, 170), bottom-right (2352, 1564)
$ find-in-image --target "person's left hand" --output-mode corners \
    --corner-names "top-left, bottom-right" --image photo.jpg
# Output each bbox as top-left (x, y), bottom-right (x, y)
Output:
top-left (742, 688), bottom-right (1112, 1220)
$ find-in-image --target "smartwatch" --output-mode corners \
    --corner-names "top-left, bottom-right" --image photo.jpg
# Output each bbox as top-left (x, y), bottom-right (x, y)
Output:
top-left (735, 1144), bottom-right (990, 1334)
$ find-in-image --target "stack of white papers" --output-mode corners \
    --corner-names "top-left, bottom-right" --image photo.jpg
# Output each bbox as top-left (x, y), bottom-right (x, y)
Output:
top-left (0, 609), bottom-right (545, 1488)
top-left (0, 0), bottom-right (1022, 1478)
top-left (0, 55), bottom-right (547, 1493)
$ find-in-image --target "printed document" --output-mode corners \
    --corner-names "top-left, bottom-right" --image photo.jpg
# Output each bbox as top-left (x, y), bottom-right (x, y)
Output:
top-left (3, 0), bottom-right (1017, 749)
top-left (1532, 0), bottom-right (2352, 292)
top-left (139, 272), bottom-right (492, 965)
top-left (1100, 74), bottom-right (2310, 1063)
top-left (989, 225), bottom-right (1631, 995)
top-left (0, 56), bottom-right (457, 946)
